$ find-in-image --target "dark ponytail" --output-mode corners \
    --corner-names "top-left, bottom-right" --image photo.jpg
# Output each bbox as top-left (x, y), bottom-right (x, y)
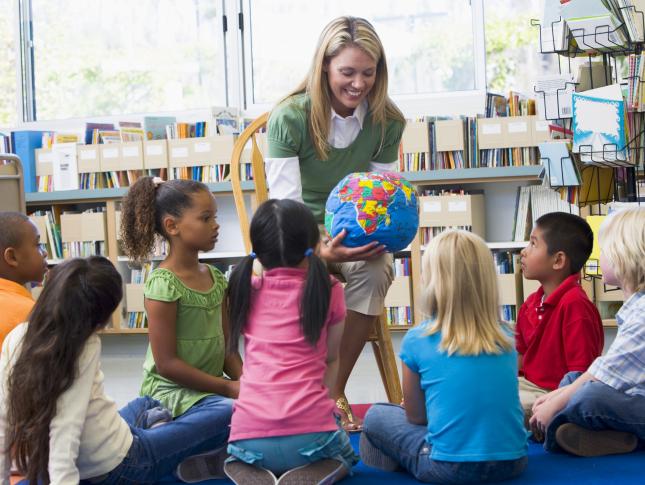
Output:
top-left (120, 176), bottom-right (210, 263)
top-left (226, 199), bottom-right (331, 350)
top-left (6, 257), bottom-right (122, 485)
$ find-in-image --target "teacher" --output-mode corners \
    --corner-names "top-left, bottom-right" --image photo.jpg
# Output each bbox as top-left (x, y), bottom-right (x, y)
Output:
top-left (265, 16), bottom-right (406, 431)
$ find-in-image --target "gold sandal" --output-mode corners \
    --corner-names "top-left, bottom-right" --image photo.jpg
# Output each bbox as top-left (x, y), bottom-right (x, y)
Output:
top-left (335, 394), bottom-right (362, 432)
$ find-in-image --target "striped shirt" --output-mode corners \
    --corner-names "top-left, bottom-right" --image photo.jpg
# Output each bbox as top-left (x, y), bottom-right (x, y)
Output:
top-left (588, 291), bottom-right (645, 397)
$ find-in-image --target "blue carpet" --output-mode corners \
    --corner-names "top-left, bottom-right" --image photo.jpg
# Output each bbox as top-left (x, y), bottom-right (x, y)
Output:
top-left (158, 433), bottom-right (645, 484)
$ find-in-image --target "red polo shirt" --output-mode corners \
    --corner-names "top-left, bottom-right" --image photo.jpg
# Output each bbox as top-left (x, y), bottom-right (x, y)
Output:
top-left (516, 274), bottom-right (603, 390)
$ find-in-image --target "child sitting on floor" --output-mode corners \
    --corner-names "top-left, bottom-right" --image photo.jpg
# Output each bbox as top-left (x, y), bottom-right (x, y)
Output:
top-left (516, 212), bottom-right (603, 422)
top-left (224, 199), bottom-right (358, 485)
top-left (0, 257), bottom-right (236, 484)
top-left (120, 176), bottom-right (243, 481)
top-left (361, 230), bottom-right (528, 484)
top-left (531, 207), bottom-right (645, 456)
top-left (0, 212), bottom-right (48, 349)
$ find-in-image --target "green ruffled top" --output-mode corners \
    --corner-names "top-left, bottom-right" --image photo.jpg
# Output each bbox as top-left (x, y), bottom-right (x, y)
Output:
top-left (140, 265), bottom-right (227, 417)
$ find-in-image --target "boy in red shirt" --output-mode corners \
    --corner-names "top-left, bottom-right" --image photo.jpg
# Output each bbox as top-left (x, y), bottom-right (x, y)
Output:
top-left (517, 212), bottom-right (603, 426)
top-left (0, 212), bottom-right (48, 348)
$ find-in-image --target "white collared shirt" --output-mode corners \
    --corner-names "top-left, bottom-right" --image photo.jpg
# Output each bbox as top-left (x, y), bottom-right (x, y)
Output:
top-left (264, 100), bottom-right (398, 201)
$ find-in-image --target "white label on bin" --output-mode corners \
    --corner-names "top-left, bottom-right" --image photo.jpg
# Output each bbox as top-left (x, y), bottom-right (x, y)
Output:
top-left (103, 148), bottom-right (118, 159)
top-left (448, 201), bottom-right (467, 212)
top-left (508, 121), bottom-right (528, 133)
top-left (80, 149), bottom-right (97, 160)
top-left (194, 142), bottom-right (211, 153)
top-left (38, 152), bottom-right (54, 163)
top-left (171, 147), bottom-right (189, 158)
top-left (146, 145), bottom-right (163, 156)
top-left (123, 146), bottom-right (138, 157)
top-left (535, 120), bottom-right (549, 132)
top-left (422, 201), bottom-right (441, 213)
top-left (481, 123), bottom-right (501, 135)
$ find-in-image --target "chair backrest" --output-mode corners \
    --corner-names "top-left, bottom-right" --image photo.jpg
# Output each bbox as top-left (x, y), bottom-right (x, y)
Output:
top-left (229, 112), bottom-right (269, 253)
top-left (0, 154), bottom-right (26, 213)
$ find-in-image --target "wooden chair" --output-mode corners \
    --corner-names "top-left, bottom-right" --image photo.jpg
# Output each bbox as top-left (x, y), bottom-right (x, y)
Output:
top-left (0, 154), bottom-right (26, 213)
top-left (230, 113), bottom-right (403, 404)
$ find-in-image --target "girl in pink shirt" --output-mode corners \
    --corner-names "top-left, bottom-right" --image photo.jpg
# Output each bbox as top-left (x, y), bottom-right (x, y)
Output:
top-left (224, 199), bottom-right (358, 485)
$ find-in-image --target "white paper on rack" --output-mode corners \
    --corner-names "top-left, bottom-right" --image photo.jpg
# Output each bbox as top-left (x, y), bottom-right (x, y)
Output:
top-left (535, 74), bottom-right (575, 119)
top-left (52, 143), bottom-right (79, 191)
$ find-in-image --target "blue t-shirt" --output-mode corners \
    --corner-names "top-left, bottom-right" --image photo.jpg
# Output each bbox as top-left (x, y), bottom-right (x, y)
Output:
top-left (400, 322), bottom-right (528, 462)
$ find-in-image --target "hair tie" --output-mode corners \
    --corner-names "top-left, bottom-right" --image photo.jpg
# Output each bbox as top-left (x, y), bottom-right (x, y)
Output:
top-left (249, 251), bottom-right (256, 259)
top-left (304, 248), bottom-right (314, 257)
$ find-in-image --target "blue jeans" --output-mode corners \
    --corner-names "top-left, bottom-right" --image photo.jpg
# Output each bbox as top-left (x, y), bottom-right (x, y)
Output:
top-left (228, 428), bottom-right (359, 475)
top-left (363, 403), bottom-right (527, 484)
top-left (545, 371), bottom-right (645, 451)
top-left (81, 395), bottom-right (233, 484)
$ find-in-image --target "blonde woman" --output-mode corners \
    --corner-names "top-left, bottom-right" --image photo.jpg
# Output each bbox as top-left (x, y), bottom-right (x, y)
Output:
top-left (361, 231), bottom-right (528, 484)
top-left (531, 207), bottom-right (645, 457)
top-left (266, 15), bottom-right (406, 431)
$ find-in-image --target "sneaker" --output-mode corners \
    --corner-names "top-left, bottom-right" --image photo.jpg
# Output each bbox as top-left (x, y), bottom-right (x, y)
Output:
top-left (176, 446), bottom-right (228, 483)
top-left (223, 460), bottom-right (277, 485)
top-left (555, 423), bottom-right (638, 457)
top-left (144, 406), bottom-right (172, 429)
top-left (276, 459), bottom-right (347, 485)
top-left (359, 432), bottom-right (399, 472)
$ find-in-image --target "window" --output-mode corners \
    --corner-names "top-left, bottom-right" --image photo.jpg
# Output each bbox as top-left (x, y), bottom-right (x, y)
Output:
top-left (0, 0), bottom-right (18, 126)
top-left (484, 0), bottom-right (558, 94)
top-left (30, 0), bottom-right (227, 120)
top-left (244, 0), bottom-right (482, 108)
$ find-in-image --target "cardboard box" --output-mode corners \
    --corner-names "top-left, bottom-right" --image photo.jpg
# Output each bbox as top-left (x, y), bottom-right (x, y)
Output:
top-left (99, 145), bottom-right (121, 172)
top-left (401, 121), bottom-right (429, 154)
top-left (35, 148), bottom-right (54, 176)
top-left (522, 276), bottom-right (540, 301)
top-left (594, 279), bottom-right (624, 302)
top-left (241, 133), bottom-right (268, 164)
top-left (435, 119), bottom-right (465, 152)
top-left (167, 139), bottom-right (193, 168)
top-left (120, 141), bottom-right (144, 171)
top-left (77, 146), bottom-right (101, 173)
top-left (126, 284), bottom-right (145, 312)
top-left (61, 212), bottom-right (106, 242)
top-left (418, 194), bottom-right (485, 237)
top-left (191, 135), bottom-right (235, 165)
top-left (29, 215), bottom-right (48, 241)
top-left (477, 118), bottom-right (505, 149)
top-left (384, 276), bottom-right (411, 308)
top-left (497, 273), bottom-right (521, 306)
top-left (143, 140), bottom-right (169, 170)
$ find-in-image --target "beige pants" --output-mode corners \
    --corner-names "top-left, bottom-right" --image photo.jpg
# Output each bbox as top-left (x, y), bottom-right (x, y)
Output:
top-left (321, 225), bottom-right (394, 316)
top-left (519, 376), bottom-right (549, 416)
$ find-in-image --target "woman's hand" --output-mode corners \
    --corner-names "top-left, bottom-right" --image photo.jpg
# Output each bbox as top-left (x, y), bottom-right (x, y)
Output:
top-left (319, 229), bottom-right (386, 263)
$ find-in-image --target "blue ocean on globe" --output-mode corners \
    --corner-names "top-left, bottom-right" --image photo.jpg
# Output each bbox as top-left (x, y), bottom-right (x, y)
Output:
top-left (324, 172), bottom-right (419, 253)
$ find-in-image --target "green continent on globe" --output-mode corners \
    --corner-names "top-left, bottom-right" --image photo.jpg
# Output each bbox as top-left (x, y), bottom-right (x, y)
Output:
top-left (336, 175), bottom-right (414, 235)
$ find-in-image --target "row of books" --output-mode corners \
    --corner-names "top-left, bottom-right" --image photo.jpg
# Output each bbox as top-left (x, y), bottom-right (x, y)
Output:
top-left (385, 257), bottom-right (413, 326)
top-left (29, 210), bottom-right (63, 260)
top-left (513, 185), bottom-right (580, 242)
top-left (126, 263), bottom-right (153, 329)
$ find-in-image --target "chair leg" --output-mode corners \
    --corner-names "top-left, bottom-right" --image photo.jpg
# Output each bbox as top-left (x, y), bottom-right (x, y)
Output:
top-left (370, 314), bottom-right (403, 404)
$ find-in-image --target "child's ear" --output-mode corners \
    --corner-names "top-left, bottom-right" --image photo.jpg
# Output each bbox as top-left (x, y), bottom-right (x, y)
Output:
top-left (552, 251), bottom-right (568, 272)
top-left (162, 215), bottom-right (179, 237)
top-left (2, 247), bottom-right (19, 268)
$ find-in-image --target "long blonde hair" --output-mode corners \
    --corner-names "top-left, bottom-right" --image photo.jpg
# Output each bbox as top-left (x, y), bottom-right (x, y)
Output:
top-left (281, 16), bottom-right (405, 160)
top-left (421, 230), bottom-right (513, 356)
top-left (598, 207), bottom-right (645, 294)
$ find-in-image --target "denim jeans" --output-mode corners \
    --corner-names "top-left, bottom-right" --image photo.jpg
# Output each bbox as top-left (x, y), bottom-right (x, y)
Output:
top-left (363, 403), bottom-right (527, 484)
top-left (545, 371), bottom-right (645, 451)
top-left (81, 394), bottom-right (233, 484)
top-left (228, 428), bottom-right (359, 475)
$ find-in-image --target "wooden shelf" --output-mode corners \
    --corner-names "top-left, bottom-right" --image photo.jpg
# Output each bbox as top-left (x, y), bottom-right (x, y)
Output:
top-left (25, 180), bottom-right (255, 204)
top-left (404, 166), bottom-right (544, 185)
top-left (388, 325), bottom-right (414, 332)
top-left (602, 319), bottom-right (618, 328)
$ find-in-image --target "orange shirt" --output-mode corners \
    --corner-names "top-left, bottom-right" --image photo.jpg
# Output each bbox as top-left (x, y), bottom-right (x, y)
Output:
top-left (0, 277), bottom-right (35, 349)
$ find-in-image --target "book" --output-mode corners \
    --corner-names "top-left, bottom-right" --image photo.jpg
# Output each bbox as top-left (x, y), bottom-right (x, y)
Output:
top-left (143, 116), bottom-right (176, 140)
top-left (572, 84), bottom-right (627, 165)
top-left (10, 131), bottom-right (46, 192)
top-left (84, 122), bottom-right (114, 145)
top-left (539, 141), bottom-right (581, 186)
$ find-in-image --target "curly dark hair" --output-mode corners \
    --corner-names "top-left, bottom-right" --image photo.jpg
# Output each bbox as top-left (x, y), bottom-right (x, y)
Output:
top-left (6, 257), bottom-right (122, 484)
top-left (120, 177), bottom-right (210, 263)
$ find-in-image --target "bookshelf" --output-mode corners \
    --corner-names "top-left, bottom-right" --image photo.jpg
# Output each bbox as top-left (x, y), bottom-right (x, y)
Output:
top-left (25, 180), bottom-right (253, 334)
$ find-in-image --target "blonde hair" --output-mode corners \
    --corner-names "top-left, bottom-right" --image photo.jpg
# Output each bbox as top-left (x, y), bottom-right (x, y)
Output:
top-left (280, 16), bottom-right (405, 160)
top-left (421, 230), bottom-right (513, 356)
top-left (598, 207), bottom-right (645, 294)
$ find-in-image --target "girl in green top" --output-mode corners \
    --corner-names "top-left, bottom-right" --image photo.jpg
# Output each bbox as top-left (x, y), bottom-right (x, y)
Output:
top-left (266, 16), bottom-right (406, 431)
top-left (120, 176), bottom-right (243, 481)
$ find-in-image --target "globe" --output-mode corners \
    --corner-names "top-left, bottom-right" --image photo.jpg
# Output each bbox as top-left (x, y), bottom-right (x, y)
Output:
top-left (324, 172), bottom-right (419, 253)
